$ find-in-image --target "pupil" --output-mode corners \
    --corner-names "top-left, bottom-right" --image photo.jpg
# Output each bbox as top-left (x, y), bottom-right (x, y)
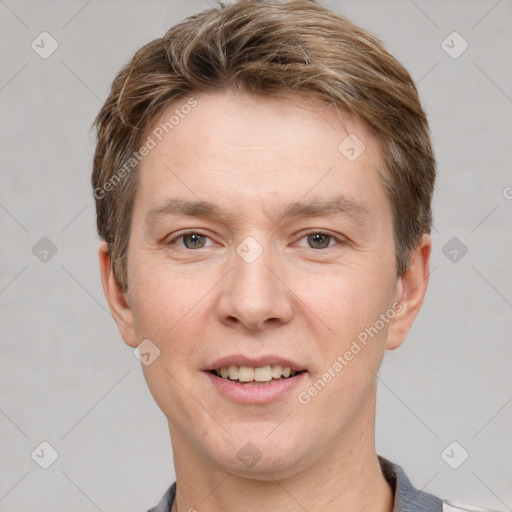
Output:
top-left (309, 233), bottom-right (330, 249)
top-left (185, 233), bottom-right (204, 248)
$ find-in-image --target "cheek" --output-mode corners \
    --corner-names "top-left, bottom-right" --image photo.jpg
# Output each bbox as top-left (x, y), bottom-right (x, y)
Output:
top-left (294, 266), bottom-right (395, 429)
top-left (294, 261), bottom-right (396, 339)
top-left (130, 261), bottom-right (212, 414)
top-left (293, 261), bottom-right (397, 409)
top-left (128, 254), bottom-right (209, 333)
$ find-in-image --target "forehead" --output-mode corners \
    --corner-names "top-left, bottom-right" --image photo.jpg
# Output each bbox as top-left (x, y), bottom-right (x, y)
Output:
top-left (146, 90), bottom-right (380, 160)
top-left (134, 90), bottom-right (389, 225)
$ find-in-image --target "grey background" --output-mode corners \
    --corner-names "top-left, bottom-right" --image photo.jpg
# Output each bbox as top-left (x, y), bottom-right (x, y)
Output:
top-left (1, 0), bottom-right (511, 511)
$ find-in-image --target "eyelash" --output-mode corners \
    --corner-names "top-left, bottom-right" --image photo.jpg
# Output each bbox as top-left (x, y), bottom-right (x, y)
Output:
top-left (166, 230), bottom-right (345, 250)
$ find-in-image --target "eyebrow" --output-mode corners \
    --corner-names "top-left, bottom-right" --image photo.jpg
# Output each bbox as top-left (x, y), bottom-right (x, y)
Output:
top-left (146, 195), bottom-right (368, 225)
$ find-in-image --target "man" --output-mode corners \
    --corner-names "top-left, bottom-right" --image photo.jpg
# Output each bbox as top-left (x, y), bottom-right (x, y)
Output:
top-left (91, 1), bottom-right (490, 511)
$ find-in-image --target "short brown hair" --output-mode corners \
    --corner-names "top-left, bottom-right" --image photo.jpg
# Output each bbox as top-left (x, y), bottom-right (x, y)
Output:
top-left (92, 0), bottom-right (436, 291)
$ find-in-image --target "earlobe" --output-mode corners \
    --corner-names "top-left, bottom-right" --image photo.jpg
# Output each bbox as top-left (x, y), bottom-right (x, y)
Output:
top-left (98, 242), bottom-right (138, 348)
top-left (386, 234), bottom-right (432, 351)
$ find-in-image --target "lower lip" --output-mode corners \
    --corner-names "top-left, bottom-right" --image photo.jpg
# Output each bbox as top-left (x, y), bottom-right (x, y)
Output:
top-left (204, 371), bottom-right (307, 404)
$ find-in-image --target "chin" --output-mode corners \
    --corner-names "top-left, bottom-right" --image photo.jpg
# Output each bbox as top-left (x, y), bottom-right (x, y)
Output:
top-left (204, 426), bottom-right (311, 479)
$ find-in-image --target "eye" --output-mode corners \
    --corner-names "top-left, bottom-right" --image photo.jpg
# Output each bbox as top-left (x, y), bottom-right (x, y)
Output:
top-left (296, 231), bottom-right (341, 249)
top-left (168, 231), bottom-right (214, 249)
top-left (166, 230), bottom-right (343, 250)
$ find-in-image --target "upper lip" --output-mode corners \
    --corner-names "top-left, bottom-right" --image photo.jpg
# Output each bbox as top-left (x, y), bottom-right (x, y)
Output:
top-left (205, 355), bottom-right (306, 373)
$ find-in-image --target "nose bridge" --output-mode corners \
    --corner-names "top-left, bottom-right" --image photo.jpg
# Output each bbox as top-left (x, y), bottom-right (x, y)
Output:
top-left (234, 238), bottom-right (274, 297)
top-left (217, 235), bottom-right (293, 329)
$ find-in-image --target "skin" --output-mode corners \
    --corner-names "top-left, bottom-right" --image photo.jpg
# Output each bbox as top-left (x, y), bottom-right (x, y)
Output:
top-left (99, 90), bottom-right (431, 512)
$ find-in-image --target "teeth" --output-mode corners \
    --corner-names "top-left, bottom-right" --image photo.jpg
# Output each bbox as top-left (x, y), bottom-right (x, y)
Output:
top-left (271, 365), bottom-right (283, 378)
top-left (214, 364), bottom-right (297, 382)
top-left (228, 365), bottom-right (239, 380)
top-left (238, 366), bottom-right (254, 382)
top-left (254, 365), bottom-right (272, 382)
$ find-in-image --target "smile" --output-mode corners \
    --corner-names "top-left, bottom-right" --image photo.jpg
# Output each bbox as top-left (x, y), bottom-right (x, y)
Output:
top-left (211, 364), bottom-right (302, 384)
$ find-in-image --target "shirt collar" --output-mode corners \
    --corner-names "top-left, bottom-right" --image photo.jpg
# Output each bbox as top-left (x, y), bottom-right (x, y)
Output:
top-left (379, 455), bottom-right (443, 512)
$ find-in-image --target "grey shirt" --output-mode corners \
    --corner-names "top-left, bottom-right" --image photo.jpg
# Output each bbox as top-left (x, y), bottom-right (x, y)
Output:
top-left (147, 455), bottom-right (444, 512)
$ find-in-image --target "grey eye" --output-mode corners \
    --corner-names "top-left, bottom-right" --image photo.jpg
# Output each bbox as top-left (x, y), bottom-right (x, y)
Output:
top-left (307, 233), bottom-right (332, 249)
top-left (183, 233), bottom-right (207, 249)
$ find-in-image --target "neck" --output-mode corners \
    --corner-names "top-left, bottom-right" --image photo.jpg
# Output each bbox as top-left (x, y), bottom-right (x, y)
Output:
top-left (169, 397), bottom-right (394, 512)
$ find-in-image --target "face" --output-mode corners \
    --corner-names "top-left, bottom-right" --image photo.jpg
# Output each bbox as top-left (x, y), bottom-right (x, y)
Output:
top-left (101, 90), bottom-right (429, 479)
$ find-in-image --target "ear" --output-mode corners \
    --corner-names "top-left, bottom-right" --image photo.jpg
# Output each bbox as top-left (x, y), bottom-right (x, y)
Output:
top-left (386, 234), bottom-right (431, 351)
top-left (98, 242), bottom-right (138, 348)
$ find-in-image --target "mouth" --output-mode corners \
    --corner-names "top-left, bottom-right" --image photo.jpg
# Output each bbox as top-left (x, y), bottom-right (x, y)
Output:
top-left (208, 364), bottom-right (306, 385)
top-left (203, 356), bottom-right (308, 402)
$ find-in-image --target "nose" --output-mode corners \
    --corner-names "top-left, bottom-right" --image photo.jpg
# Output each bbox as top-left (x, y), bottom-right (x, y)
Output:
top-left (216, 240), bottom-right (294, 331)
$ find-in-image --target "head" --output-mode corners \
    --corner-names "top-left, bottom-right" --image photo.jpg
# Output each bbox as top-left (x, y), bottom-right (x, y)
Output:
top-left (93, 0), bottom-right (435, 478)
